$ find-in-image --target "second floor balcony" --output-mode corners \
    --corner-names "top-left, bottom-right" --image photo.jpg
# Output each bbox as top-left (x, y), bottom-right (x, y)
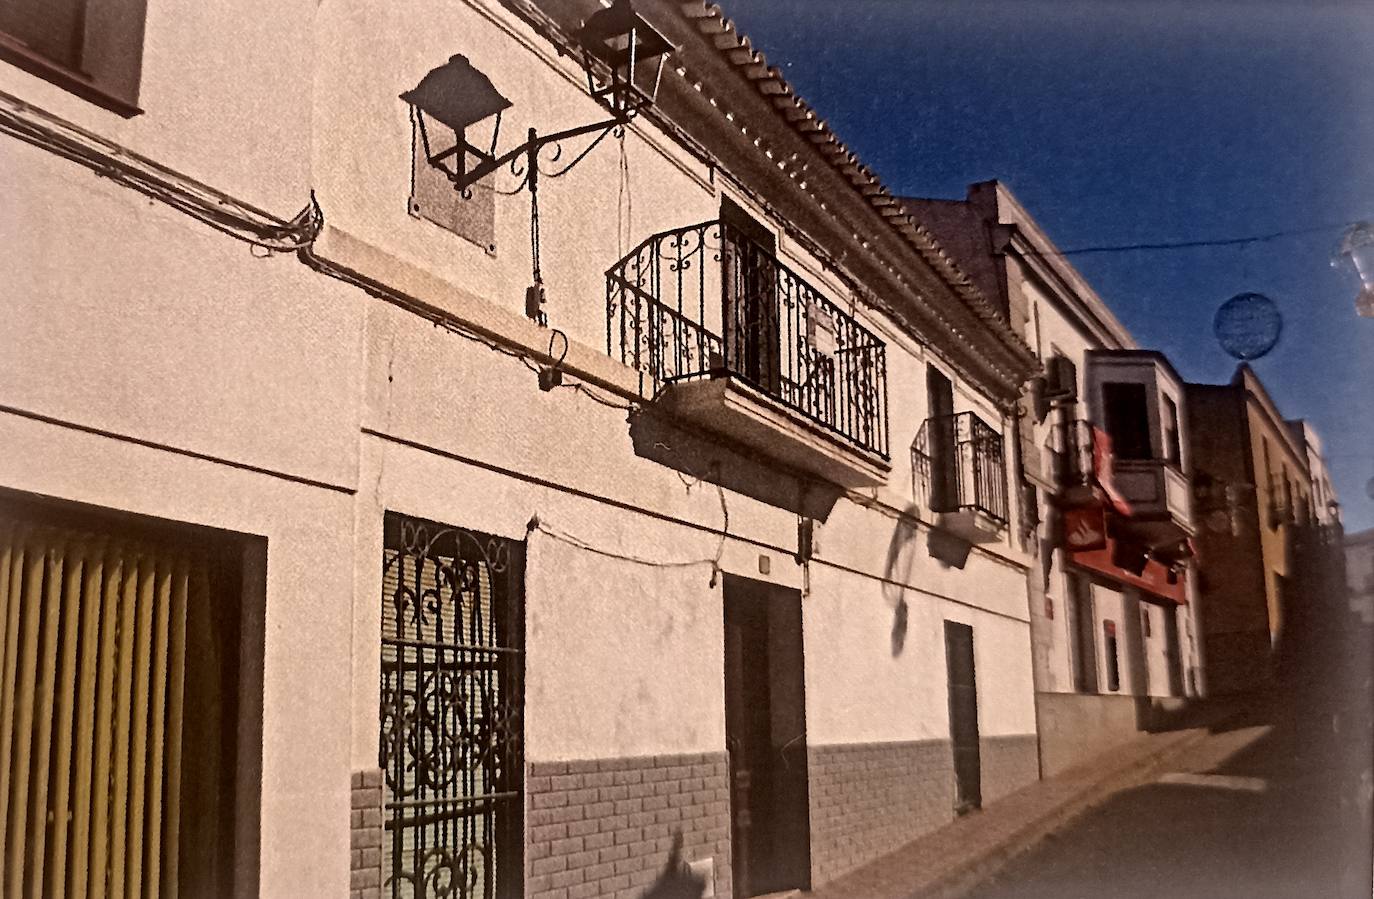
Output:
top-left (1057, 419), bottom-right (1193, 544)
top-left (606, 219), bottom-right (890, 486)
top-left (913, 411), bottom-right (1008, 542)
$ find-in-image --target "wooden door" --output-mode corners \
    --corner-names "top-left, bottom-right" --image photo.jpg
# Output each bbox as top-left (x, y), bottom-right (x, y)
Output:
top-left (724, 576), bottom-right (811, 897)
top-left (944, 621), bottom-right (981, 814)
top-left (927, 367), bottom-right (957, 511)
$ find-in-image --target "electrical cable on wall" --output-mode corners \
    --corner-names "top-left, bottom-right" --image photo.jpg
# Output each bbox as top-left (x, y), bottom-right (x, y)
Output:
top-left (617, 129), bottom-right (632, 261)
top-left (526, 482), bottom-right (728, 586)
top-left (525, 443), bottom-right (729, 586)
top-left (0, 91), bottom-right (321, 253)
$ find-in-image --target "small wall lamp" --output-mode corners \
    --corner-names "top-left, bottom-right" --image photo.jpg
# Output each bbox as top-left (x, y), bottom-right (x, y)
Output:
top-left (400, 54), bottom-right (512, 189)
top-left (577, 0), bottom-right (674, 117)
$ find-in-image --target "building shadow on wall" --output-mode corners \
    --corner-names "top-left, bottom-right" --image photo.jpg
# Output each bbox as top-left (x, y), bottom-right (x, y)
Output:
top-left (628, 408), bottom-right (843, 520)
top-left (639, 833), bottom-right (706, 899)
top-left (882, 507), bottom-right (919, 657)
top-left (880, 506), bottom-right (975, 658)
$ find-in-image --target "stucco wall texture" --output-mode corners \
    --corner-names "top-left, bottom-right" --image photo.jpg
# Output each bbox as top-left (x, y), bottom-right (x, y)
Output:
top-left (0, 0), bottom-right (1048, 895)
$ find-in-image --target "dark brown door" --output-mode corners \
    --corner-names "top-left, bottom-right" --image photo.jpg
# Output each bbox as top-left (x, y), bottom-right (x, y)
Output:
top-left (945, 621), bottom-right (981, 814)
top-left (1163, 605), bottom-right (1185, 696)
top-left (927, 367), bottom-right (958, 511)
top-left (1102, 381), bottom-right (1153, 460)
top-left (721, 199), bottom-right (781, 393)
top-left (1066, 574), bottom-right (1099, 693)
top-left (724, 575), bottom-right (811, 897)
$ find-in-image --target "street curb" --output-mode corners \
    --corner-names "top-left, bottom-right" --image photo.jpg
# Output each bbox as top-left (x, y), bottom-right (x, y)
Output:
top-left (913, 702), bottom-right (1259, 899)
top-left (917, 727), bottom-right (1212, 899)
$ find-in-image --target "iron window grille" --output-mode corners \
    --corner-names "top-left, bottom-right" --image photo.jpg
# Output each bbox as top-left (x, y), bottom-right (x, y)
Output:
top-left (379, 512), bottom-right (525, 899)
top-left (913, 411), bottom-right (1009, 524)
top-left (605, 218), bottom-right (889, 459)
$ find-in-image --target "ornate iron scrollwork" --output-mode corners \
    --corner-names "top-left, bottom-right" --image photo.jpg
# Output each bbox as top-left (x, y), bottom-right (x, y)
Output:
top-left (380, 512), bottom-right (525, 899)
top-left (605, 218), bottom-right (890, 459)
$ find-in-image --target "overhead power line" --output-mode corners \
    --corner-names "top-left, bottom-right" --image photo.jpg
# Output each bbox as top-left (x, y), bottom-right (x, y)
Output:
top-left (1050, 221), bottom-right (1356, 257)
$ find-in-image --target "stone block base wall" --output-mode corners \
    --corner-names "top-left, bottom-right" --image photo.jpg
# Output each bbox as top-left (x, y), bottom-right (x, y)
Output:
top-left (526, 751), bottom-right (731, 899)
top-left (351, 768), bottom-right (384, 899)
top-left (807, 740), bottom-right (955, 886)
top-left (978, 735), bottom-right (1040, 804)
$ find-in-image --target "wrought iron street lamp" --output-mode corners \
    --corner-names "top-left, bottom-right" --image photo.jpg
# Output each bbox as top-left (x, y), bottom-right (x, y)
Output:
top-left (400, 1), bottom-right (674, 324)
top-left (400, 0), bottom-right (673, 198)
top-left (577, 0), bottom-right (674, 117)
top-left (1334, 221), bottom-right (1374, 318)
top-left (400, 54), bottom-right (513, 190)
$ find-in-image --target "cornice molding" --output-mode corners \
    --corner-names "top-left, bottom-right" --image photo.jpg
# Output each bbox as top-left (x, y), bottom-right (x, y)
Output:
top-left (498, 0), bottom-right (1039, 403)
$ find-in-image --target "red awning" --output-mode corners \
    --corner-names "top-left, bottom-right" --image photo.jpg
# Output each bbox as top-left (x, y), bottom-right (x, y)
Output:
top-left (1067, 533), bottom-right (1188, 605)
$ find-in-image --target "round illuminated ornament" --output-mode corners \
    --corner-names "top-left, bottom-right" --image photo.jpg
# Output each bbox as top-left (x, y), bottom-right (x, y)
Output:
top-left (1213, 292), bottom-right (1282, 360)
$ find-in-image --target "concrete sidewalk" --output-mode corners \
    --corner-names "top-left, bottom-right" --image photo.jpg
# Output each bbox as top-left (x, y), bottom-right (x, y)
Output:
top-left (805, 702), bottom-right (1250, 899)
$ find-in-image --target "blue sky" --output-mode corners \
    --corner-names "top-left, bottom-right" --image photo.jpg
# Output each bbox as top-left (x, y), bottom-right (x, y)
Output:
top-left (722, 0), bottom-right (1374, 530)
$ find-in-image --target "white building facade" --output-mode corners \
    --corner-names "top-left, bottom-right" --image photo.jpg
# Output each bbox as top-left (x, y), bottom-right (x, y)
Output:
top-left (0, 2), bottom-right (1044, 898)
top-left (906, 182), bottom-right (1205, 776)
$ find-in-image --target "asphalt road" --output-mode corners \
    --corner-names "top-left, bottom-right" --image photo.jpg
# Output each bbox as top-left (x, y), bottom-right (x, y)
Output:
top-left (963, 703), bottom-right (1374, 899)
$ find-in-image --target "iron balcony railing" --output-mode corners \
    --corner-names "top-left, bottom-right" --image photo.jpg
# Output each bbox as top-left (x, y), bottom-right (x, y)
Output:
top-left (606, 219), bottom-right (889, 458)
top-left (913, 411), bottom-right (1008, 523)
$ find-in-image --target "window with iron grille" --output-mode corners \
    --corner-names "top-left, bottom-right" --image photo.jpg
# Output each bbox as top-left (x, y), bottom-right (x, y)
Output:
top-left (379, 512), bottom-right (525, 899)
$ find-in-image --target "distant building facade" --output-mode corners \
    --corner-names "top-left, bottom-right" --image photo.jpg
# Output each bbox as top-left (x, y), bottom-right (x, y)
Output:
top-left (1346, 528), bottom-right (1374, 625)
top-left (905, 182), bottom-right (1203, 777)
top-left (1287, 419), bottom-right (1341, 528)
top-left (1185, 366), bottom-right (1316, 694)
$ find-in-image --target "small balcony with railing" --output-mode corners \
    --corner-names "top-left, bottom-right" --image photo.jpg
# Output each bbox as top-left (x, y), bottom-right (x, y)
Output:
top-left (606, 219), bottom-right (890, 487)
top-left (913, 412), bottom-right (1008, 542)
top-left (1057, 417), bottom-right (1193, 544)
top-left (1084, 351), bottom-right (1195, 543)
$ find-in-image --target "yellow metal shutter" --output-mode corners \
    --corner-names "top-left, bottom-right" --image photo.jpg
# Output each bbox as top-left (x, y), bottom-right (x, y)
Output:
top-left (0, 524), bottom-right (194, 898)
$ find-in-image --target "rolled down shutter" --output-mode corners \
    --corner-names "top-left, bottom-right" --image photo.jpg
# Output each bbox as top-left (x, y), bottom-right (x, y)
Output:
top-left (0, 523), bottom-right (199, 898)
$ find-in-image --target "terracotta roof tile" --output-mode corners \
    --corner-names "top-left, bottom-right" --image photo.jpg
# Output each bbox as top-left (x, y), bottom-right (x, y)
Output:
top-left (681, 0), bottom-right (1036, 370)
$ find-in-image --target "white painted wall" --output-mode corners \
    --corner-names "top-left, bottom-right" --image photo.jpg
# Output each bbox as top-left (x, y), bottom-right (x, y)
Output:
top-left (2, 0), bottom-right (1044, 892)
top-left (1019, 268), bottom-right (1202, 701)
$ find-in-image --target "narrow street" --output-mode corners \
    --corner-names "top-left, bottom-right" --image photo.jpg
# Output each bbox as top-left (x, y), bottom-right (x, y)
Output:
top-left (964, 619), bottom-right (1374, 899)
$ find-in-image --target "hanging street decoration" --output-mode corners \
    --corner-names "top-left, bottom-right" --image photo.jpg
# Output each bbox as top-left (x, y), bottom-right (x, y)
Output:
top-left (1334, 221), bottom-right (1374, 317)
top-left (1213, 291), bottom-right (1283, 360)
